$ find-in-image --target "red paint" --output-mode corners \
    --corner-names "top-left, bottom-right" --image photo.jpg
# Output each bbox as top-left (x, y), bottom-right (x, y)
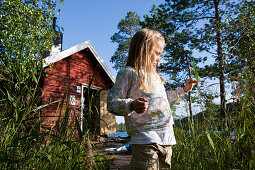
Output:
top-left (41, 48), bottom-right (113, 133)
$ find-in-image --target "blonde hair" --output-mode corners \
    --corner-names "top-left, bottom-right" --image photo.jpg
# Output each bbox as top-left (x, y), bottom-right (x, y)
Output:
top-left (126, 28), bottom-right (164, 92)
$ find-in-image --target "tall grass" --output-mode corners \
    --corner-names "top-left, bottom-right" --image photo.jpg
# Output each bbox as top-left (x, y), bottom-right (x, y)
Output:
top-left (0, 57), bottom-right (113, 169)
top-left (172, 70), bottom-right (255, 169)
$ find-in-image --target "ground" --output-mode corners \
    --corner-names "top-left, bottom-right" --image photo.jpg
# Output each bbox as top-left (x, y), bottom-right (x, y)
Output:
top-left (93, 137), bottom-right (132, 170)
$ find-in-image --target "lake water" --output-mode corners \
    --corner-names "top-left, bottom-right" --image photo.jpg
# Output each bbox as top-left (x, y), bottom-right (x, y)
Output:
top-left (107, 131), bottom-right (128, 138)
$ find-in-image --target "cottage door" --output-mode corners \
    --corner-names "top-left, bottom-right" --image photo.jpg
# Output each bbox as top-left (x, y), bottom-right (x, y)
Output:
top-left (80, 85), bottom-right (100, 135)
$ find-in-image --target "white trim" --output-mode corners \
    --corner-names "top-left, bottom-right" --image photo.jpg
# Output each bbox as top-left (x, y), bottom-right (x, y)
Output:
top-left (43, 40), bottom-right (115, 83)
top-left (80, 85), bottom-right (84, 131)
top-left (80, 83), bottom-right (101, 132)
top-left (81, 83), bottom-right (102, 90)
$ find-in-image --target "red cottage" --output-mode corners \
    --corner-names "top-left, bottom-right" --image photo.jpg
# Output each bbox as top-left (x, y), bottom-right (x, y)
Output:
top-left (42, 40), bottom-right (116, 136)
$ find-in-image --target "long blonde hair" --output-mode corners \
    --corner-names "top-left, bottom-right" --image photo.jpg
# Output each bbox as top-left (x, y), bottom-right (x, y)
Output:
top-left (126, 28), bottom-right (164, 92)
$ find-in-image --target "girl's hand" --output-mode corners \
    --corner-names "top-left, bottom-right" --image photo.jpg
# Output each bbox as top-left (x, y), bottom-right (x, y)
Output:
top-left (183, 78), bottom-right (198, 93)
top-left (131, 97), bottom-right (149, 114)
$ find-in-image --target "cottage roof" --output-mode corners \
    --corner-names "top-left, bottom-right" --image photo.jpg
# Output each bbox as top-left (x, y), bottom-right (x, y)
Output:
top-left (43, 40), bottom-right (115, 83)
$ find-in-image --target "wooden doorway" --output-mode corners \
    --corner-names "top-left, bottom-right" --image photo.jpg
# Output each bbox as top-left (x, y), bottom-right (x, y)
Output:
top-left (81, 84), bottom-right (100, 135)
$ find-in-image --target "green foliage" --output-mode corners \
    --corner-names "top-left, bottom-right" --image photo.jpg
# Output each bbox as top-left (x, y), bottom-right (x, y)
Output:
top-left (0, 0), bottom-right (113, 169)
top-left (0, 0), bottom-right (58, 59)
top-left (172, 70), bottom-right (255, 169)
top-left (0, 0), bottom-right (59, 154)
top-left (142, 0), bottom-right (253, 83)
top-left (0, 100), bottom-right (112, 169)
top-left (116, 122), bottom-right (126, 132)
top-left (225, 0), bottom-right (255, 81)
top-left (193, 57), bottom-right (199, 83)
top-left (142, 0), bottom-right (255, 128)
top-left (172, 57), bottom-right (255, 169)
top-left (110, 11), bottom-right (141, 70)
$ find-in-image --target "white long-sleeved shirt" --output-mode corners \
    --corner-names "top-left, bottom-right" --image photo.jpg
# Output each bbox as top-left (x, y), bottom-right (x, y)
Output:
top-left (107, 67), bottom-right (185, 145)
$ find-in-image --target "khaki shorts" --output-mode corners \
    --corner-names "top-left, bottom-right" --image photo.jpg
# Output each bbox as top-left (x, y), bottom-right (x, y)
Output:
top-left (131, 143), bottom-right (172, 170)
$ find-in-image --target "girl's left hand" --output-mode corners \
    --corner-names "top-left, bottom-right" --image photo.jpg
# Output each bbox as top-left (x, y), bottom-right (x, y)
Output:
top-left (183, 78), bottom-right (198, 92)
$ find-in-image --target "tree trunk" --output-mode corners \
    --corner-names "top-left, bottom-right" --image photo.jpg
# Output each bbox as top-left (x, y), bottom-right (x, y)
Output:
top-left (214, 0), bottom-right (228, 130)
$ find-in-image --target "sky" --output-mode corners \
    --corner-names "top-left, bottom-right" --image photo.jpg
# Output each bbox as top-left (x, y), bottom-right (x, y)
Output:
top-left (56, 0), bottom-right (165, 123)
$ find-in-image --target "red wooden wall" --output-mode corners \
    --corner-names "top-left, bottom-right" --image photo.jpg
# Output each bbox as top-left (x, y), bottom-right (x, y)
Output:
top-left (41, 48), bottom-right (113, 130)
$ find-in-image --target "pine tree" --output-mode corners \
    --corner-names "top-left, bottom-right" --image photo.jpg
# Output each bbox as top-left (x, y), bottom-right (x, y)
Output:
top-left (110, 11), bottom-right (141, 70)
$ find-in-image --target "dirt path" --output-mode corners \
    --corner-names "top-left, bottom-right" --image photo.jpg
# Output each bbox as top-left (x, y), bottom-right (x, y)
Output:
top-left (94, 138), bottom-right (132, 169)
top-left (111, 153), bottom-right (132, 170)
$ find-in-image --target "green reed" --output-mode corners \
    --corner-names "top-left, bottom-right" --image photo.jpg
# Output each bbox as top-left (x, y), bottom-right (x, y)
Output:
top-left (172, 68), bottom-right (255, 169)
top-left (0, 56), bottom-right (112, 169)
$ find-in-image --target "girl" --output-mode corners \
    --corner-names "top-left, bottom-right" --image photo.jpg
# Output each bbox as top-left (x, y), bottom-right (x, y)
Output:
top-left (107, 28), bottom-right (197, 169)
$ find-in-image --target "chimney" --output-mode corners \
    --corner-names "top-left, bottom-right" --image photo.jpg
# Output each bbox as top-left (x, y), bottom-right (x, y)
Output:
top-left (51, 17), bottom-right (63, 55)
top-left (53, 17), bottom-right (57, 31)
top-left (44, 17), bottom-right (63, 58)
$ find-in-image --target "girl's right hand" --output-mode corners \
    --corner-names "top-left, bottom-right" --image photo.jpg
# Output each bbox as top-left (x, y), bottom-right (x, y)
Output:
top-left (131, 97), bottom-right (149, 114)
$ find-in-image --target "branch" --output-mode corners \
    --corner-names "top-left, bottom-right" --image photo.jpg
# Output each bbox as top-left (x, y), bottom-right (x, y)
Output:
top-left (205, 50), bottom-right (217, 55)
top-left (176, 16), bottom-right (215, 23)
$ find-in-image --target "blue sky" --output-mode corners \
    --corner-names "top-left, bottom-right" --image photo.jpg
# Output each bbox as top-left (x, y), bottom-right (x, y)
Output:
top-left (56, 0), bottom-right (165, 123)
